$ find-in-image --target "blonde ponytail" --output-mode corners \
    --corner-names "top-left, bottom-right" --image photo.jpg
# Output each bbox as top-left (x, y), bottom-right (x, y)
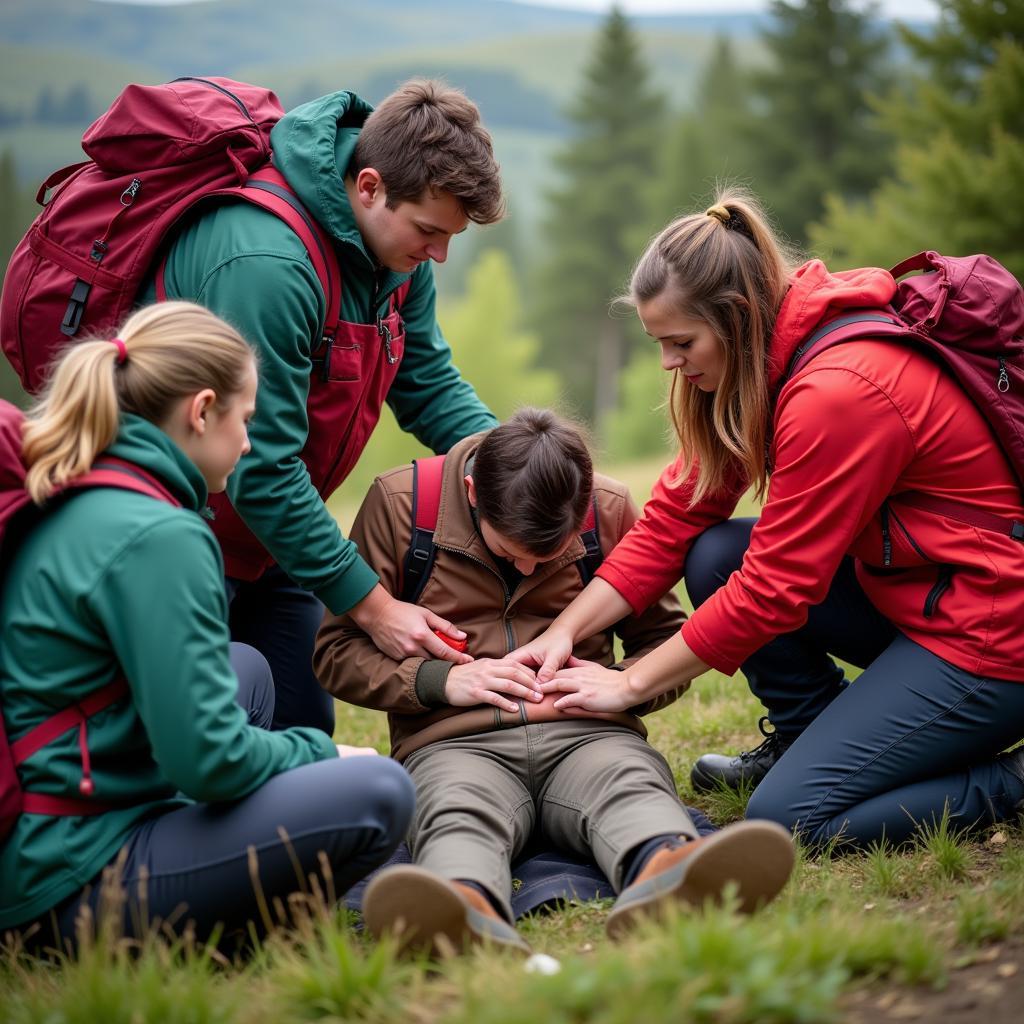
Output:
top-left (23, 301), bottom-right (254, 504)
top-left (22, 341), bottom-right (122, 503)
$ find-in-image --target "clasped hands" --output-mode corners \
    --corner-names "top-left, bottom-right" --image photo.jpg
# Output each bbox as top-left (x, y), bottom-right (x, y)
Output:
top-left (445, 626), bottom-right (639, 715)
top-left (349, 587), bottom-right (638, 714)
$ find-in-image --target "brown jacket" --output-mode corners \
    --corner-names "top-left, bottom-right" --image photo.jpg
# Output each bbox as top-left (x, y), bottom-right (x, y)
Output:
top-left (314, 434), bottom-right (688, 761)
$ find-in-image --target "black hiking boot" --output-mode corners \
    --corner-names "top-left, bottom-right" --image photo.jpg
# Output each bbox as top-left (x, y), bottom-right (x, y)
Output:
top-left (997, 745), bottom-right (1024, 815)
top-left (691, 717), bottom-right (789, 794)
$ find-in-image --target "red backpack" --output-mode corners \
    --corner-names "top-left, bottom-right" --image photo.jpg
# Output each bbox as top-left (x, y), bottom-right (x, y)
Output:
top-left (785, 251), bottom-right (1024, 542)
top-left (0, 77), bottom-right (341, 393)
top-left (0, 400), bottom-right (181, 842)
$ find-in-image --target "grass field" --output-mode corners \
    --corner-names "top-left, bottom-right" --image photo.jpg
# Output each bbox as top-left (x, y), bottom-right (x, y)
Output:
top-left (4, 669), bottom-right (1022, 1024)
top-left (3, 461), bottom-right (1023, 1023)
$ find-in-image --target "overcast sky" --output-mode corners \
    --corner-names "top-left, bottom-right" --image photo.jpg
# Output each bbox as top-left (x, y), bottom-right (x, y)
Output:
top-left (98, 0), bottom-right (941, 15)
top-left (517, 0), bottom-right (939, 18)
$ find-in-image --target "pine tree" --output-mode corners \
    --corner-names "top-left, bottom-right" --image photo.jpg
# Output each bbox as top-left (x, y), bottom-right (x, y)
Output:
top-left (529, 6), bottom-right (666, 427)
top-left (0, 149), bottom-right (24, 269)
top-left (603, 343), bottom-right (674, 462)
top-left (0, 148), bottom-right (35, 407)
top-left (740, 0), bottom-right (896, 243)
top-left (646, 36), bottom-right (754, 233)
top-left (810, 0), bottom-right (1024, 278)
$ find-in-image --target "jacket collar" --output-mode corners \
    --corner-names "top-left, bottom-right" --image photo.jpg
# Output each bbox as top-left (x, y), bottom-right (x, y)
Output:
top-left (104, 414), bottom-right (208, 511)
top-left (433, 434), bottom-right (587, 591)
top-left (767, 260), bottom-right (898, 393)
top-left (271, 90), bottom-right (414, 300)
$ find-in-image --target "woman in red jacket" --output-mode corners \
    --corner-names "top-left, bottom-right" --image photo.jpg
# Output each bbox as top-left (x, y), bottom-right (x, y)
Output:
top-left (514, 189), bottom-right (1024, 849)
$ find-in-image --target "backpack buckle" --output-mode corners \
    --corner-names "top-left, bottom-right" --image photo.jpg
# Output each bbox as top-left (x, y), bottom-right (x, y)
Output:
top-left (313, 333), bottom-right (334, 382)
top-left (60, 278), bottom-right (91, 337)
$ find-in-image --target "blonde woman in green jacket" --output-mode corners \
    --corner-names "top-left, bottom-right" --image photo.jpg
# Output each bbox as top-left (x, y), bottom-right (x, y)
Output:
top-left (0, 302), bottom-right (414, 953)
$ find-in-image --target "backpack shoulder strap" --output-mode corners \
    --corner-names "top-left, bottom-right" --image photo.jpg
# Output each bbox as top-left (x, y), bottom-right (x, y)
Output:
top-left (399, 458), bottom-right (606, 599)
top-left (12, 678), bottom-right (130, 769)
top-left (154, 164), bottom-right (342, 333)
top-left (239, 166), bottom-right (342, 331)
top-left (401, 454), bottom-right (446, 605)
top-left (783, 310), bottom-right (911, 384)
top-left (14, 675), bottom-right (132, 816)
top-left (8, 458), bottom-right (183, 820)
top-left (67, 457), bottom-right (182, 508)
top-left (782, 310), bottom-right (1024, 542)
top-left (576, 497), bottom-right (603, 587)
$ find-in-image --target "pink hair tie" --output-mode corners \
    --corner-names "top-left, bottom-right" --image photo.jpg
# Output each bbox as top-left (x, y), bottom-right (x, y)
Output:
top-left (109, 337), bottom-right (127, 365)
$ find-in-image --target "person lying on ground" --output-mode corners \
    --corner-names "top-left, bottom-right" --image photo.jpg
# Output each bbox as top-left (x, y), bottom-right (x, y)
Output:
top-left (314, 408), bottom-right (794, 955)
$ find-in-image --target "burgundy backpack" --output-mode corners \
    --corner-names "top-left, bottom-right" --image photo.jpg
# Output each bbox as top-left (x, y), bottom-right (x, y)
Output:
top-left (0, 400), bottom-right (181, 842)
top-left (785, 251), bottom-right (1024, 542)
top-left (0, 77), bottom-right (341, 393)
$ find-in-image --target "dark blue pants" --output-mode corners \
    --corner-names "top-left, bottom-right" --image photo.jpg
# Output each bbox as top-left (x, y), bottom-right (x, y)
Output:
top-left (26, 644), bottom-right (414, 951)
top-left (685, 519), bottom-right (1024, 849)
top-left (226, 564), bottom-right (335, 735)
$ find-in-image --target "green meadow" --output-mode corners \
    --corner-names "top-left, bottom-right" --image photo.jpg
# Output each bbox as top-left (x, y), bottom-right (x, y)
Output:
top-left (5, 461), bottom-right (1023, 1024)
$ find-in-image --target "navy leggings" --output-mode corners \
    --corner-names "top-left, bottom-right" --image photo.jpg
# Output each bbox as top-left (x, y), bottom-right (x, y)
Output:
top-left (25, 644), bottom-right (414, 951)
top-left (685, 518), bottom-right (1024, 849)
top-left (226, 564), bottom-right (335, 735)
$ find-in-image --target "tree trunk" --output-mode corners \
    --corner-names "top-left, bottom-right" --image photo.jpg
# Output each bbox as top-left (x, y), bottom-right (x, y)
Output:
top-left (594, 315), bottom-right (623, 435)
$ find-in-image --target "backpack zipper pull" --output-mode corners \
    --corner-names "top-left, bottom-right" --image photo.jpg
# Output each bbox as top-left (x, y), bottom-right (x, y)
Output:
top-left (120, 177), bottom-right (142, 207)
top-left (378, 317), bottom-right (397, 364)
top-left (881, 502), bottom-right (892, 567)
top-left (77, 715), bottom-right (94, 797)
top-left (998, 357), bottom-right (1010, 393)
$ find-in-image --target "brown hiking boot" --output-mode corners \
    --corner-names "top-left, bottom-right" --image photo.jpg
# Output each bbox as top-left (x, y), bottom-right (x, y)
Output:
top-left (362, 865), bottom-right (531, 956)
top-left (605, 819), bottom-right (795, 939)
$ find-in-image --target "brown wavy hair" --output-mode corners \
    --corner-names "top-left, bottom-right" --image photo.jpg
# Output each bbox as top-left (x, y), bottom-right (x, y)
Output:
top-left (628, 187), bottom-right (795, 505)
top-left (352, 79), bottom-right (505, 225)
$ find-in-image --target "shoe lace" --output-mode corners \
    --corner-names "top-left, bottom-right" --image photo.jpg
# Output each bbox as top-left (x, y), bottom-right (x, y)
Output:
top-left (738, 716), bottom-right (782, 763)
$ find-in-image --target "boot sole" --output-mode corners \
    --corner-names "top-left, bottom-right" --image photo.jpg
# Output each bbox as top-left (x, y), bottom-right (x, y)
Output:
top-left (362, 865), bottom-right (529, 956)
top-left (606, 819), bottom-right (795, 940)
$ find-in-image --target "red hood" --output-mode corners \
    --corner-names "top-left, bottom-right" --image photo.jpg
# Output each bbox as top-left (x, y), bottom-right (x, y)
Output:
top-left (768, 260), bottom-right (897, 391)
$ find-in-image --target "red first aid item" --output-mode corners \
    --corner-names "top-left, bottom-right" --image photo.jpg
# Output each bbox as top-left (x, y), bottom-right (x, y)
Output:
top-left (432, 629), bottom-right (468, 654)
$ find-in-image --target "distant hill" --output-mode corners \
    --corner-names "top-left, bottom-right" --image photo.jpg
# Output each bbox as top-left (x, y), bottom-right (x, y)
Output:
top-left (0, 0), bottom-right (769, 234)
top-left (0, 0), bottom-right (767, 73)
top-left (0, 0), bottom-right (923, 293)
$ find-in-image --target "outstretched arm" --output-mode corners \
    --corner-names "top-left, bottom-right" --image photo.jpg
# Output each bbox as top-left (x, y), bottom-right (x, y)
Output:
top-left (541, 632), bottom-right (709, 714)
top-left (508, 576), bottom-right (632, 682)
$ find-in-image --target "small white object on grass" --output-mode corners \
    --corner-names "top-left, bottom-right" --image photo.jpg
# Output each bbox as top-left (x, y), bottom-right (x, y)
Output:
top-left (524, 953), bottom-right (562, 975)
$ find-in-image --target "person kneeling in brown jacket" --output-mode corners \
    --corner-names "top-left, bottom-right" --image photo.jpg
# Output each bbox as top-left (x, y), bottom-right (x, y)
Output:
top-left (314, 409), bottom-right (794, 954)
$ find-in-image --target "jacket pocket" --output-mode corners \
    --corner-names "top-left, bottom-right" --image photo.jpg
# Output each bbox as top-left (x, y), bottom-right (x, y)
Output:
top-left (888, 505), bottom-right (955, 618)
top-left (923, 564), bottom-right (954, 619)
top-left (325, 340), bottom-right (361, 382)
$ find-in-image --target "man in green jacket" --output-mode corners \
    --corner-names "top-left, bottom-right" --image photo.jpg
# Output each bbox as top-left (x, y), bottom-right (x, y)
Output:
top-left (150, 81), bottom-right (503, 734)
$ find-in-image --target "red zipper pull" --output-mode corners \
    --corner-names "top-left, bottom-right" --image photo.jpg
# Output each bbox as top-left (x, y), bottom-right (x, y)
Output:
top-left (77, 716), bottom-right (95, 797)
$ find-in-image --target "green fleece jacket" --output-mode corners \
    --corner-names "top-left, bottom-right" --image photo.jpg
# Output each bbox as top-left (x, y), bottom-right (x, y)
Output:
top-left (0, 416), bottom-right (337, 929)
top-left (145, 90), bottom-right (497, 614)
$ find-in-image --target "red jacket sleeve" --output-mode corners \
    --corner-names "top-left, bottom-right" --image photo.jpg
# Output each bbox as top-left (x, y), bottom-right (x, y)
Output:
top-left (682, 366), bottom-right (916, 673)
top-left (596, 454), bottom-right (744, 614)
